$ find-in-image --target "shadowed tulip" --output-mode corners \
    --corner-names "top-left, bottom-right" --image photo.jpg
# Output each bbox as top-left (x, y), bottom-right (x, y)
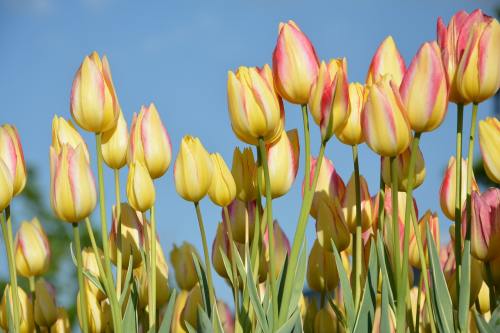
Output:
top-left (51, 116), bottom-right (89, 161)
top-left (50, 308), bottom-right (71, 333)
top-left (316, 199), bottom-right (350, 252)
top-left (314, 303), bottom-right (345, 333)
top-left (127, 160), bottom-right (155, 212)
top-left (82, 247), bottom-right (106, 301)
top-left (180, 284), bottom-right (203, 331)
top-left (217, 301), bottom-right (235, 333)
top-left (366, 36), bottom-right (406, 86)
top-left (307, 239), bottom-right (339, 292)
top-left (337, 82), bottom-right (365, 145)
top-left (409, 211), bottom-right (440, 269)
top-left (171, 290), bottom-right (189, 333)
top-left (478, 117), bottom-right (500, 184)
top-left (222, 199), bottom-right (256, 244)
top-left (170, 242), bottom-right (200, 291)
top-left (0, 160), bottom-right (13, 212)
top-left (101, 110), bottom-right (128, 170)
top-left (34, 278), bottom-right (58, 327)
top-left (76, 290), bottom-right (110, 333)
top-left (342, 172), bottom-right (373, 233)
top-left (0, 285), bottom-right (34, 333)
top-left (208, 153), bottom-right (237, 207)
top-left (14, 217), bottom-right (51, 277)
top-left (263, 221), bottom-right (290, 280)
top-left (0, 124), bottom-right (27, 196)
top-left (231, 147), bottom-right (258, 202)
top-left (381, 142), bottom-right (426, 191)
top-left (371, 306), bottom-right (396, 333)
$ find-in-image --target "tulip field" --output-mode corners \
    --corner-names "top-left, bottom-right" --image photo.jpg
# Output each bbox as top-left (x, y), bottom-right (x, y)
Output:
top-left (1, 6), bottom-right (500, 333)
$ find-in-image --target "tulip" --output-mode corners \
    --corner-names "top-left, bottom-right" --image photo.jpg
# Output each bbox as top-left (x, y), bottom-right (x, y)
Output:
top-left (109, 202), bottom-right (144, 269)
top-left (101, 110), bottom-right (128, 170)
top-left (171, 290), bottom-right (189, 333)
top-left (399, 41), bottom-right (449, 133)
top-left (302, 297), bottom-right (318, 333)
top-left (170, 242), bottom-right (200, 291)
top-left (314, 303), bottom-right (344, 333)
top-left (439, 156), bottom-right (478, 221)
top-left (70, 51), bottom-right (119, 133)
top-left (174, 136), bottom-right (213, 202)
top-left (82, 247), bottom-right (106, 301)
top-left (0, 124), bottom-right (27, 196)
top-left (34, 278), bottom-right (58, 327)
top-left (372, 306), bottom-right (396, 333)
top-left (409, 287), bottom-right (426, 331)
top-left (222, 199), bottom-right (256, 244)
top-left (307, 155), bottom-right (345, 218)
top-left (341, 172), bottom-right (373, 233)
top-left (0, 160), bottom-right (13, 211)
top-left (259, 129), bottom-right (300, 198)
top-left (337, 82), bottom-right (365, 145)
top-left (51, 116), bottom-right (90, 161)
top-left (272, 20), bottom-right (320, 104)
top-left (50, 308), bottom-right (71, 333)
top-left (212, 221), bottom-right (234, 280)
top-left (227, 65), bottom-right (285, 145)
top-left (381, 142), bottom-right (426, 191)
top-left (76, 290), bottom-right (110, 333)
top-left (217, 301), bottom-right (235, 333)
top-left (180, 284), bottom-right (203, 331)
top-left (366, 36), bottom-right (406, 87)
top-left (479, 117), bottom-right (500, 184)
top-left (231, 147), bottom-right (258, 202)
top-left (128, 103), bottom-right (172, 178)
top-left (263, 221), bottom-right (290, 280)
top-left (307, 239), bottom-right (339, 292)
top-left (462, 188), bottom-right (500, 261)
top-left (14, 217), bottom-right (51, 277)
top-left (208, 153), bottom-right (237, 207)
top-left (0, 285), bottom-right (34, 333)
top-left (455, 18), bottom-right (500, 104)
top-left (488, 254), bottom-right (500, 291)
top-left (361, 75), bottom-right (411, 157)
top-left (308, 59), bottom-right (350, 142)
top-left (49, 144), bottom-right (97, 223)
top-left (476, 281), bottom-right (490, 314)
top-left (316, 199), bottom-right (350, 252)
top-left (408, 211), bottom-right (440, 269)
top-left (126, 159), bottom-right (155, 212)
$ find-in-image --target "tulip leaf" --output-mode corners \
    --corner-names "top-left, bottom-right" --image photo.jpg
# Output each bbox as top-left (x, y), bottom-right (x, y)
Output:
top-left (5, 290), bottom-right (13, 333)
top-left (123, 288), bottom-right (138, 332)
top-left (489, 306), bottom-right (500, 329)
top-left (276, 308), bottom-right (300, 333)
top-left (458, 240), bottom-right (472, 331)
top-left (331, 238), bottom-right (355, 331)
top-left (82, 269), bottom-right (107, 295)
top-left (473, 309), bottom-right (495, 333)
top-left (219, 247), bottom-right (235, 285)
top-left (380, 267), bottom-right (391, 333)
top-left (211, 302), bottom-right (225, 333)
top-left (197, 304), bottom-right (214, 333)
top-left (376, 235), bottom-right (395, 309)
top-left (185, 322), bottom-right (197, 333)
top-left (119, 253), bottom-right (135, 306)
top-left (191, 252), bottom-right (212, 316)
top-left (287, 238), bottom-right (307, 318)
top-left (158, 289), bottom-right (177, 333)
top-left (353, 241), bottom-right (378, 332)
top-left (329, 298), bottom-right (348, 329)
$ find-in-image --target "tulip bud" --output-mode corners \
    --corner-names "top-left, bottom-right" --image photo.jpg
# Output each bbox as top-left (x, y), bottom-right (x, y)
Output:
top-left (476, 281), bottom-right (490, 314)
top-left (227, 65), bottom-right (285, 145)
top-left (263, 221), bottom-right (290, 280)
top-left (0, 285), bottom-right (34, 333)
top-left (341, 172), bottom-right (373, 233)
top-left (479, 117), bottom-right (500, 184)
top-left (400, 41), bottom-right (449, 133)
top-left (34, 278), bottom-right (58, 327)
top-left (82, 247), bottom-right (106, 301)
top-left (101, 110), bottom-right (128, 170)
top-left (381, 142), bottom-right (426, 191)
top-left (128, 103), bottom-right (172, 178)
top-left (170, 242), bottom-right (200, 291)
top-left (231, 147), bottom-right (258, 202)
top-left (259, 129), bottom-right (300, 198)
top-left (70, 51), bottom-right (119, 133)
top-left (222, 199), bottom-right (256, 244)
top-left (439, 156), bottom-right (478, 221)
top-left (174, 136), bottom-right (213, 202)
top-left (171, 290), bottom-right (189, 333)
top-left (314, 303), bottom-right (344, 333)
top-left (212, 221), bottom-right (236, 280)
top-left (307, 239), bottom-right (339, 292)
top-left (409, 211), bottom-right (440, 269)
top-left (49, 144), bottom-right (97, 223)
top-left (302, 297), bottom-right (318, 333)
top-left (109, 203), bottom-right (144, 269)
top-left (126, 160), bottom-right (155, 212)
top-left (366, 36), bottom-right (406, 87)
top-left (272, 20), bottom-right (320, 104)
top-left (208, 153), bottom-right (237, 207)
top-left (372, 306), bottom-right (396, 333)
top-left (51, 116), bottom-right (90, 161)
top-left (361, 75), bottom-right (411, 157)
top-left (0, 159), bottom-right (13, 212)
top-left (50, 308), bottom-right (70, 333)
top-left (337, 82), bottom-right (365, 145)
top-left (0, 124), bottom-right (27, 196)
top-left (217, 301), bottom-right (235, 333)
top-left (14, 217), bottom-right (51, 277)
top-left (308, 59), bottom-right (350, 142)
top-left (77, 290), bottom-right (110, 333)
top-left (316, 200), bottom-right (350, 252)
top-left (180, 284), bottom-right (203, 331)
top-left (455, 18), bottom-right (500, 104)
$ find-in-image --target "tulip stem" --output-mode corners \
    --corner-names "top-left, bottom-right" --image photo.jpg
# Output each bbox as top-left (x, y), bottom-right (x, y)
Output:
top-left (302, 104), bottom-right (312, 197)
top-left (377, 172), bottom-right (385, 235)
top-left (257, 137), bottom-right (278, 329)
top-left (223, 206), bottom-right (240, 327)
top-left (29, 276), bottom-right (41, 333)
top-left (194, 201), bottom-right (216, 308)
top-left (0, 208), bottom-right (20, 333)
top-left (454, 103), bottom-right (464, 304)
top-left (390, 156), bottom-right (403, 332)
top-left (114, 169), bottom-right (122, 298)
top-left (73, 222), bottom-right (89, 333)
top-left (352, 144), bottom-right (363, 311)
top-left (148, 205), bottom-right (157, 331)
top-left (485, 262), bottom-right (497, 308)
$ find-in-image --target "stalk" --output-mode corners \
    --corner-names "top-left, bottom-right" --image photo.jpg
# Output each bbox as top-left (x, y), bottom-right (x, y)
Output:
top-left (454, 103), bottom-right (464, 302)
top-left (223, 206), bottom-right (240, 327)
top-left (377, 172), bottom-right (385, 236)
top-left (29, 276), bottom-right (41, 333)
top-left (352, 144), bottom-right (363, 310)
top-left (73, 222), bottom-right (89, 333)
top-left (390, 156), bottom-right (402, 333)
top-left (486, 262), bottom-right (497, 309)
top-left (149, 205), bottom-right (157, 331)
top-left (114, 169), bottom-right (122, 297)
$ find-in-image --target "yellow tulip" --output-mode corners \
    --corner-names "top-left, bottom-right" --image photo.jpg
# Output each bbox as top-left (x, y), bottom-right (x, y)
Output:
top-left (212, 221), bottom-right (234, 280)
top-left (82, 247), bottom-right (106, 301)
top-left (171, 290), bottom-right (189, 333)
top-left (126, 159), bottom-right (155, 212)
top-left (381, 142), bottom-right (426, 191)
top-left (476, 281), bottom-right (490, 314)
top-left (14, 217), bottom-right (51, 277)
top-left (263, 221), bottom-right (290, 280)
top-left (316, 199), bottom-right (350, 252)
top-left (337, 82), bottom-right (365, 145)
top-left (208, 153), bottom-right (237, 207)
top-left (307, 239), bottom-right (339, 292)
top-left (0, 285), bottom-right (34, 333)
top-left (76, 290), bottom-right (110, 333)
top-left (314, 303), bottom-right (344, 333)
top-left (180, 284), bottom-right (203, 331)
top-left (341, 172), bottom-right (373, 233)
top-left (0, 124), bottom-right (27, 196)
top-left (170, 242), bottom-right (200, 291)
top-left (50, 308), bottom-right (71, 333)
top-left (231, 147), bottom-right (258, 202)
top-left (366, 36), bottom-right (406, 86)
top-left (223, 199), bottom-right (256, 244)
top-left (302, 296), bottom-right (318, 333)
top-left (34, 278), bottom-right (58, 327)
top-left (51, 116), bottom-right (90, 161)
top-left (372, 306), bottom-right (396, 333)
top-left (408, 211), bottom-right (440, 269)
top-left (0, 159), bottom-right (13, 212)
top-left (101, 110), bottom-right (128, 170)
top-left (478, 117), bottom-right (500, 184)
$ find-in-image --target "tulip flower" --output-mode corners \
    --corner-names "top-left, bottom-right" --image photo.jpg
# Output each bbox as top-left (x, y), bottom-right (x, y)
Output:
top-left (50, 308), bottom-right (71, 333)
top-left (126, 159), bottom-right (155, 212)
top-left (109, 203), bottom-right (144, 269)
top-left (372, 306), bottom-right (396, 333)
top-left (308, 59), bottom-right (350, 142)
top-left (70, 51), bottom-right (119, 133)
top-left (0, 124), bottom-right (27, 196)
top-left (316, 200), bottom-right (350, 252)
top-left (476, 281), bottom-right (490, 314)
top-left (259, 129), bottom-right (300, 198)
top-left (314, 304), bottom-right (344, 333)
top-left (381, 142), bottom-right (426, 191)
top-left (0, 160), bottom-right (13, 212)
top-left (263, 221), bottom-right (290, 280)
top-left (217, 301), bottom-right (235, 333)
top-left (170, 242), bottom-right (200, 291)
top-left (227, 65), bottom-right (284, 145)
top-left (231, 147), bottom-right (258, 202)
top-left (77, 290), bottom-right (110, 333)
top-left (361, 75), bottom-right (411, 157)
top-left (272, 20), bottom-right (320, 104)
top-left (366, 36), bottom-right (406, 87)
top-left (222, 199), bottom-right (256, 244)
top-left (49, 144), bottom-right (97, 223)
top-left (409, 287), bottom-right (426, 331)
top-left (208, 153), bottom-right (237, 207)
top-left (128, 103), bottom-right (172, 179)
top-left (174, 136), bottom-right (213, 202)
top-left (307, 239), bottom-right (339, 292)
top-left (408, 211), bottom-right (440, 269)
top-left (34, 278), bottom-right (58, 327)
top-left (399, 41), bottom-right (449, 133)
top-left (337, 82), bottom-right (365, 145)
top-left (82, 247), bottom-right (106, 301)
top-left (51, 116), bottom-right (90, 161)
top-left (0, 285), bottom-right (34, 333)
top-left (180, 284), bottom-right (203, 331)
top-left (171, 290), bottom-right (188, 333)
top-left (479, 117), bottom-right (500, 184)
top-left (212, 222), bottom-right (234, 280)
top-left (462, 188), bottom-right (500, 261)
top-left (455, 17), bottom-right (500, 104)
top-left (101, 110), bottom-right (128, 170)
top-left (14, 217), bottom-right (51, 277)
top-left (439, 156), bottom-right (478, 221)
top-left (342, 172), bottom-right (373, 233)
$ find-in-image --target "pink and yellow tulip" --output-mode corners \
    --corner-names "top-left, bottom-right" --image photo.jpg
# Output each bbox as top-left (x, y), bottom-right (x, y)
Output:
top-left (478, 117), bottom-right (500, 184)
top-left (366, 36), bottom-right (406, 86)
top-left (0, 124), bottom-right (27, 196)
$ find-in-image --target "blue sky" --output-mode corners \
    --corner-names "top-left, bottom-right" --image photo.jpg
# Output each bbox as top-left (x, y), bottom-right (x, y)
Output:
top-left (0, 0), bottom-right (498, 305)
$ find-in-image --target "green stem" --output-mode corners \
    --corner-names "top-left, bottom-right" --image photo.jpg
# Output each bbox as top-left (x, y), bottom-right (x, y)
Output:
top-left (377, 171), bottom-right (385, 236)
top-left (352, 144), bottom-right (363, 310)
top-left (486, 262), bottom-right (497, 309)
top-left (194, 201), bottom-right (216, 307)
top-left (114, 169), bottom-right (122, 298)
top-left (73, 222), bottom-right (89, 333)
top-left (390, 156), bottom-right (402, 333)
top-left (29, 276), bottom-right (41, 333)
top-left (149, 205), bottom-right (157, 331)
top-left (302, 104), bottom-right (311, 195)
top-left (454, 103), bottom-right (464, 305)
top-left (223, 206), bottom-right (240, 328)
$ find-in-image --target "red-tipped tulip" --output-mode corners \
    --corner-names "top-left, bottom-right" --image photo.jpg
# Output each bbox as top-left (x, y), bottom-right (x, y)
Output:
top-left (14, 218), bottom-right (51, 277)
top-left (263, 221), bottom-right (290, 280)
top-left (51, 116), bottom-right (90, 161)
top-left (381, 142), bottom-right (426, 191)
top-left (409, 211), bottom-right (440, 269)
top-left (366, 36), bottom-right (406, 86)
top-left (316, 200), bottom-right (350, 252)
top-left (337, 82), bottom-right (365, 145)
top-left (342, 172), bottom-right (373, 233)
top-left (0, 124), bottom-right (27, 196)
top-left (479, 117), bottom-right (500, 184)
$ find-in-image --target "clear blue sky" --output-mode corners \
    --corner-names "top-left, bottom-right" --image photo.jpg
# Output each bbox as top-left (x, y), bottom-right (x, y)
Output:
top-left (0, 0), bottom-right (498, 306)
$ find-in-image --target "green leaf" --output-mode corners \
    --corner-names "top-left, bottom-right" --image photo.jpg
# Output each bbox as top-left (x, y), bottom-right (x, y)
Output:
top-left (220, 247), bottom-right (234, 285)
top-left (123, 289), bottom-right (138, 332)
top-left (191, 252), bottom-right (211, 316)
top-left (329, 298), bottom-right (347, 329)
top-left (489, 305), bottom-right (500, 329)
top-left (287, 238), bottom-right (307, 318)
top-left (380, 267), bottom-right (390, 333)
top-left (474, 310), bottom-right (495, 333)
top-left (158, 289), bottom-right (177, 333)
top-left (353, 241), bottom-right (378, 332)
top-left (82, 269), bottom-right (106, 295)
top-left (331, 239), bottom-right (355, 331)
top-left (276, 309), bottom-right (300, 333)
top-left (197, 304), bottom-right (213, 333)
top-left (376, 235), bottom-right (395, 309)
top-left (185, 322), bottom-right (197, 333)
top-left (458, 240), bottom-right (472, 331)
top-left (119, 253), bottom-right (135, 306)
